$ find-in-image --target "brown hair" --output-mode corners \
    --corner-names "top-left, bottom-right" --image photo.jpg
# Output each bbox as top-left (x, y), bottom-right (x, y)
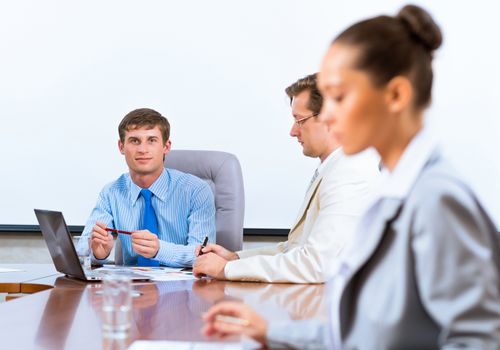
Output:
top-left (334, 4), bottom-right (442, 108)
top-left (118, 108), bottom-right (170, 144)
top-left (285, 73), bottom-right (323, 115)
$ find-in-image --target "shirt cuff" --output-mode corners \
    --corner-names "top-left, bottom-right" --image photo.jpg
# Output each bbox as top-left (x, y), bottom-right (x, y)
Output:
top-left (91, 251), bottom-right (111, 265)
top-left (153, 240), bottom-right (197, 267)
top-left (154, 240), bottom-right (174, 264)
top-left (236, 249), bottom-right (255, 259)
top-left (224, 260), bottom-right (233, 279)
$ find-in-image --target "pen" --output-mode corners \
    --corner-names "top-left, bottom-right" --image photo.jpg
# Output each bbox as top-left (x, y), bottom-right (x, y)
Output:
top-left (198, 236), bottom-right (209, 256)
top-left (105, 228), bottom-right (132, 235)
top-left (215, 314), bottom-right (250, 326)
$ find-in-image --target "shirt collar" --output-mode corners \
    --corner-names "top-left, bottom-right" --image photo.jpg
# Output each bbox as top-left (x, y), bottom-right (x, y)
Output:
top-left (376, 126), bottom-right (439, 200)
top-left (128, 168), bottom-right (170, 205)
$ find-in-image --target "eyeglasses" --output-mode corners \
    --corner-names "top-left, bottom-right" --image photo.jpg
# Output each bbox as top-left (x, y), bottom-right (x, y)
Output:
top-left (293, 113), bottom-right (318, 127)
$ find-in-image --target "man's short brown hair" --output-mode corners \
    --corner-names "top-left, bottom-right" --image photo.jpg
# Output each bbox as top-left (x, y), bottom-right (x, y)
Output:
top-left (285, 73), bottom-right (323, 115)
top-left (118, 108), bottom-right (170, 144)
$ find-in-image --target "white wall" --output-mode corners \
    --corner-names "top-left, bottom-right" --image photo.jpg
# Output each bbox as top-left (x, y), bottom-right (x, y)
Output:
top-left (0, 0), bottom-right (499, 229)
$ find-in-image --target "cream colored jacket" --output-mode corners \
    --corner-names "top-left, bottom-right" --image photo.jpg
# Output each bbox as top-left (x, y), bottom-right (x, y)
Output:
top-left (224, 149), bottom-right (380, 283)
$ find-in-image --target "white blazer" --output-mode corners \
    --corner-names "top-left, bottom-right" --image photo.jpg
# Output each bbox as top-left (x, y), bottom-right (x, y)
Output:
top-left (224, 149), bottom-right (380, 283)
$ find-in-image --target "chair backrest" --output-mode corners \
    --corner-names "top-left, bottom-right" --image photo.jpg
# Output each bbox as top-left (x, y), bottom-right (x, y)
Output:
top-left (114, 150), bottom-right (245, 264)
top-left (165, 150), bottom-right (245, 251)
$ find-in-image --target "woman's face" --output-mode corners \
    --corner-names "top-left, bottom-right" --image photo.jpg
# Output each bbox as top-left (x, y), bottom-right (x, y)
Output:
top-left (317, 43), bottom-right (393, 155)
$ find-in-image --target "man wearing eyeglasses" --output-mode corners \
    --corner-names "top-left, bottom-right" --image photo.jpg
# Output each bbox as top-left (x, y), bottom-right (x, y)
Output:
top-left (193, 73), bottom-right (380, 283)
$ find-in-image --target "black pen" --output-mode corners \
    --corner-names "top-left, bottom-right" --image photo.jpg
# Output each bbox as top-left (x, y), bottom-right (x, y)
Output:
top-left (198, 236), bottom-right (209, 256)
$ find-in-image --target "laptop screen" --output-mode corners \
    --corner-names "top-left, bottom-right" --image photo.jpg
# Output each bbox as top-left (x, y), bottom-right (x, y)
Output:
top-left (34, 209), bottom-right (86, 280)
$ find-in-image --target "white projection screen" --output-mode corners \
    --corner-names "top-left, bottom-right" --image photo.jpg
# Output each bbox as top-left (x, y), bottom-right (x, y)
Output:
top-left (1, 0), bottom-right (499, 231)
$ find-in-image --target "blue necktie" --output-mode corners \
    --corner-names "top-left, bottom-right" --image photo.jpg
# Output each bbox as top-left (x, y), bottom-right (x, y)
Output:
top-left (137, 189), bottom-right (160, 267)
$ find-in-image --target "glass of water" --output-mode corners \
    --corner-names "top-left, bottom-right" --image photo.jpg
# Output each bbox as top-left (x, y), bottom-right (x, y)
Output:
top-left (102, 274), bottom-right (132, 339)
top-left (73, 235), bottom-right (92, 270)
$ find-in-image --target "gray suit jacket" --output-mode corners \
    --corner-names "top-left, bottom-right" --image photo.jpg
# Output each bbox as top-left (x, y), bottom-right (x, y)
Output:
top-left (267, 150), bottom-right (500, 349)
top-left (339, 149), bottom-right (500, 349)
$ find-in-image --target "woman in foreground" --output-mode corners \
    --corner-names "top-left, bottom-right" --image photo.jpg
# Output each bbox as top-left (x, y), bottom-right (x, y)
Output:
top-left (203, 4), bottom-right (500, 349)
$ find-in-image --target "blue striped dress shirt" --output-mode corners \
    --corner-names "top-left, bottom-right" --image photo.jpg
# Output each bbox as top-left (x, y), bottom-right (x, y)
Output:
top-left (80, 168), bottom-right (216, 267)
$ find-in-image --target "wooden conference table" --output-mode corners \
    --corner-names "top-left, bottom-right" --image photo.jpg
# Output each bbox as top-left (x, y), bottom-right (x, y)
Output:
top-left (0, 264), bottom-right (327, 349)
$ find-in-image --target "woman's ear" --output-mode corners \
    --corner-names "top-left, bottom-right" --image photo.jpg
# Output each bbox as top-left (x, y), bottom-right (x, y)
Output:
top-left (385, 76), bottom-right (413, 114)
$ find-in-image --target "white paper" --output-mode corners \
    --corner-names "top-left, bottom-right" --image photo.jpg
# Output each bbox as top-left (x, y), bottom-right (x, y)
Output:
top-left (128, 340), bottom-right (242, 350)
top-left (99, 266), bottom-right (196, 281)
top-left (0, 267), bottom-right (24, 273)
top-left (133, 269), bottom-right (196, 282)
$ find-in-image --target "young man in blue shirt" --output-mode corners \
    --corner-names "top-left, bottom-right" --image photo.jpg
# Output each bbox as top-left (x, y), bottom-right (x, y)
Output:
top-left (79, 108), bottom-right (216, 267)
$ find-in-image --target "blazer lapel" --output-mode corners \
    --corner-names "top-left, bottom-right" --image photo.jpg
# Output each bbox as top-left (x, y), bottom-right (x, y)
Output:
top-left (288, 156), bottom-right (339, 234)
top-left (288, 177), bottom-right (322, 234)
top-left (350, 198), bottom-right (403, 269)
top-left (338, 197), bottom-right (404, 336)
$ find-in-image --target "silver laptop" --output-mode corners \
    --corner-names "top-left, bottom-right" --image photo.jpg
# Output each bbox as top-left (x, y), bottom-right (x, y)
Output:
top-left (34, 209), bottom-right (150, 282)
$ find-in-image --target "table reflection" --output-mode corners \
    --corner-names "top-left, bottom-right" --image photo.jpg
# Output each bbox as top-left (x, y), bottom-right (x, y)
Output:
top-left (34, 284), bottom-right (85, 349)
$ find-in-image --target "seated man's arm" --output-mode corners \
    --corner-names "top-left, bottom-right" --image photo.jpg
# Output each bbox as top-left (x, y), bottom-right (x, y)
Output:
top-left (80, 188), bottom-right (115, 264)
top-left (154, 183), bottom-right (216, 267)
top-left (224, 163), bottom-right (374, 283)
top-left (236, 241), bottom-right (288, 259)
top-left (200, 240), bottom-right (288, 260)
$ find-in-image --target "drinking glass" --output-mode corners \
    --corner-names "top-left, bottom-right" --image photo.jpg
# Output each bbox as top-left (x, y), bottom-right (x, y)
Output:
top-left (101, 274), bottom-right (132, 339)
top-left (73, 235), bottom-right (91, 270)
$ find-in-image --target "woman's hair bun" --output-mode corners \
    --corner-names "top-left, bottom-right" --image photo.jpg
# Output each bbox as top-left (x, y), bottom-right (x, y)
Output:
top-left (397, 4), bottom-right (442, 52)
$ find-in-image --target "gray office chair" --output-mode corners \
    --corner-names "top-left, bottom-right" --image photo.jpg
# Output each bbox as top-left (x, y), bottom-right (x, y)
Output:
top-left (114, 150), bottom-right (245, 264)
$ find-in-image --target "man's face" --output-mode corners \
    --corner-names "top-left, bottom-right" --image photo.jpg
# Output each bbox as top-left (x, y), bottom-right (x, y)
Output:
top-left (289, 90), bottom-right (331, 159)
top-left (118, 125), bottom-right (170, 177)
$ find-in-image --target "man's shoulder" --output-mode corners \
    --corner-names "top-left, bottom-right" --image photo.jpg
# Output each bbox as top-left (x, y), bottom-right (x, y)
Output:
top-left (166, 168), bottom-right (211, 193)
top-left (323, 148), bottom-right (380, 184)
top-left (101, 173), bottom-right (130, 194)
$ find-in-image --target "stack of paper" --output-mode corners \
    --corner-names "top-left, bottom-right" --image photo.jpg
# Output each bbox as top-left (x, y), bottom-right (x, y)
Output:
top-left (99, 265), bottom-right (196, 281)
top-left (128, 341), bottom-right (242, 350)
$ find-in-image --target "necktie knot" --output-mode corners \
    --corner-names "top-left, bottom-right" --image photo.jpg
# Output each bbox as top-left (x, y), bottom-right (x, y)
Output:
top-left (140, 189), bottom-right (153, 202)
